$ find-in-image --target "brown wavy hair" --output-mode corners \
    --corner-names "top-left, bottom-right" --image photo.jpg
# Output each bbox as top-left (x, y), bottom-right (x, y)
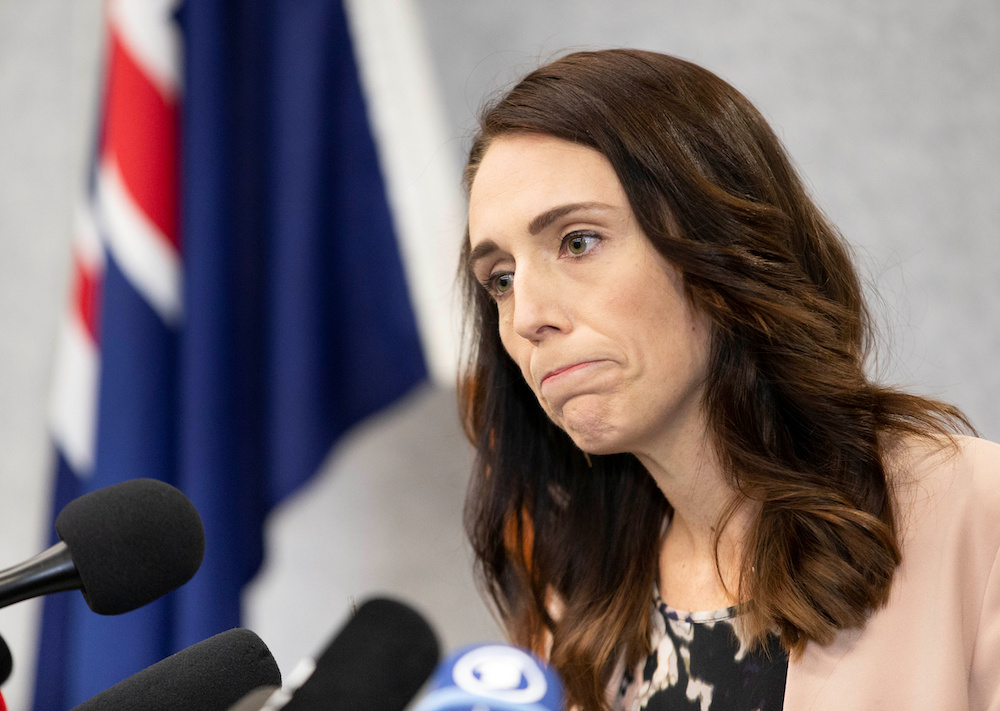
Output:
top-left (459, 49), bottom-right (972, 710)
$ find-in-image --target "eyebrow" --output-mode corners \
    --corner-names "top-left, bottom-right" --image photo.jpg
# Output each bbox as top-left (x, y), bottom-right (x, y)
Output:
top-left (468, 240), bottom-right (501, 269)
top-left (528, 201), bottom-right (614, 235)
top-left (468, 201), bottom-right (616, 269)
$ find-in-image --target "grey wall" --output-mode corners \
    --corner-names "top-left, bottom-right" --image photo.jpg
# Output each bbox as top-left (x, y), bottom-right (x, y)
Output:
top-left (0, 1), bottom-right (104, 707)
top-left (0, 0), bottom-right (996, 708)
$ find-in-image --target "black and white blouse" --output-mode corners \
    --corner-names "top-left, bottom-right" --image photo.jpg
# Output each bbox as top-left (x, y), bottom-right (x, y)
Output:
top-left (618, 594), bottom-right (788, 711)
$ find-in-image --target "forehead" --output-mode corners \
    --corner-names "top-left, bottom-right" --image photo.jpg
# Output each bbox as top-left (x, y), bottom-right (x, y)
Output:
top-left (468, 135), bottom-right (629, 241)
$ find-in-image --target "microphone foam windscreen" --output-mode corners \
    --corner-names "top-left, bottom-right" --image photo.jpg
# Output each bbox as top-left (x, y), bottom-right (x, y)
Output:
top-left (0, 632), bottom-right (11, 685)
top-left (55, 478), bottom-right (205, 615)
top-left (70, 628), bottom-right (281, 711)
top-left (283, 597), bottom-right (440, 711)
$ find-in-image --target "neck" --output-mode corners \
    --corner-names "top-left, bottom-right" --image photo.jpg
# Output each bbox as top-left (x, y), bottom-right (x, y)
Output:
top-left (634, 425), bottom-right (753, 611)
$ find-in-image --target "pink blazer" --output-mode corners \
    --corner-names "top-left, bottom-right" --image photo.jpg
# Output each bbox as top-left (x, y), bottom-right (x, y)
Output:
top-left (784, 436), bottom-right (1000, 710)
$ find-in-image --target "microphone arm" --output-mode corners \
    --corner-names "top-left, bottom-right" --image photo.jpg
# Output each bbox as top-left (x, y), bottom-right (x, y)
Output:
top-left (0, 541), bottom-right (80, 609)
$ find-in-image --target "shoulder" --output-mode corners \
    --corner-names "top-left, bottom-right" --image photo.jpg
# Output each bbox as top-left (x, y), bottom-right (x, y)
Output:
top-left (953, 434), bottom-right (1000, 485)
top-left (942, 435), bottom-right (1000, 569)
top-left (922, 436), bottom-right (1000, 710)
top-left (785, 436), bottom-right (1000, 708)
top-left (890, 434), bottom-right (1000, 522)
top-left (952, 436), bottom-right (1000, 512)
top-left (888, 434), bottom-right (1000, 603)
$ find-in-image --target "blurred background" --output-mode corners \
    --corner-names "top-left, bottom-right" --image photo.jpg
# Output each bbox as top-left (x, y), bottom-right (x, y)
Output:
top-left (0, 0), bottom-right (997, 708)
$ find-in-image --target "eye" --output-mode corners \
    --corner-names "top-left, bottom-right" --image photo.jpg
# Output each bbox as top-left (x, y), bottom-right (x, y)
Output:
top-left (563, 231), bottom-right (600, 256)
top-left (483, 271), bottom-right (513, 298)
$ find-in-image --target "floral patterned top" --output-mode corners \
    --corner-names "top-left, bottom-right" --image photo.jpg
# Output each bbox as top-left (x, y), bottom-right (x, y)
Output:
top-left (618, 594), bottom-right (788, 711)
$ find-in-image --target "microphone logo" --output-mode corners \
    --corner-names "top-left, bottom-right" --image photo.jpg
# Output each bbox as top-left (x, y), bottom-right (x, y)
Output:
top-left (414, 643), bottom-right (563, 711)
top-left (451, 646), bottom-right (547, 704)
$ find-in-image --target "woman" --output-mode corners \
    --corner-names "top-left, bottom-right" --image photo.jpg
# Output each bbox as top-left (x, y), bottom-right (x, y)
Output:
top-left (459, 49), bottom-right (1000, 711)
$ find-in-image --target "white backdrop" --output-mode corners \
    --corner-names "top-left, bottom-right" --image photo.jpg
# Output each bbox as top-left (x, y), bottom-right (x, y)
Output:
top-left (0, 0), bottom-right (997, 708)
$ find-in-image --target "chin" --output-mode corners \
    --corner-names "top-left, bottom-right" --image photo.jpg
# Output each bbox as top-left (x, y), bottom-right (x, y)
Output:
top-left (559, 412), bottom-right (629, 456)
top-left (572, 439), bottom-right (628, 457)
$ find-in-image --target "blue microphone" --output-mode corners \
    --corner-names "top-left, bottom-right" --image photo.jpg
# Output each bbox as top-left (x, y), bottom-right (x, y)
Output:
top-left (412, 644), bottom-right (564, 711)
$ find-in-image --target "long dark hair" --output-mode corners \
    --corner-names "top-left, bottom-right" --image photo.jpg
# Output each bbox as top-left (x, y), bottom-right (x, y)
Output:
top-left (459, 49), bottom-right (971, 711)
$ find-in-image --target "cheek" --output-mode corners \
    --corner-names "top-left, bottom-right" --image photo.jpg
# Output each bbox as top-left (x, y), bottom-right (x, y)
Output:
top-left (497, 318), bottom-right (531, 380)
top-left (497, 317), bottom-right (554, 420)
top-left (500, 328), bottom-right (534, 390)
top-left (496, 310), bottom-right (514, 358)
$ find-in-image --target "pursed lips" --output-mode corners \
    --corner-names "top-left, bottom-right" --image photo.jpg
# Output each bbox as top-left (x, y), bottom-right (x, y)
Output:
top-left (539, 360), bottom-right (603, 388)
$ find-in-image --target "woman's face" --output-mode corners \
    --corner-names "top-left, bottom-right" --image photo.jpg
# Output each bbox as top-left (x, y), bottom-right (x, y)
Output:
top-left (468, 134), bottom-right (713, 458)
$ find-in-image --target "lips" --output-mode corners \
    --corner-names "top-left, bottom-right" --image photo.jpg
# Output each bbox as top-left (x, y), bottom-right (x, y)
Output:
top-left (540, 360), bottom-right (601, 387)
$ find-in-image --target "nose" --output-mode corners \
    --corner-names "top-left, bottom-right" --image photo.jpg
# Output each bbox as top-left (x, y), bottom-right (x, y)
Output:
top-left (510, 264), bottom-right (570, 343)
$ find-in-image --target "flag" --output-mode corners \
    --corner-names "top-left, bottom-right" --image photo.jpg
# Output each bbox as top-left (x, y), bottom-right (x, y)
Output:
top-left (38, 0), bottom-right (427, 707)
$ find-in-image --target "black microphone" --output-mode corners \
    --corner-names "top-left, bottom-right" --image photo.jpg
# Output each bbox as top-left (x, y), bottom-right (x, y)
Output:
top-left (0, 631), bottom-right (11, 685)
top-left (70, 628), bottom-right (281, 711)
top-left (242, 597), bottom-right (440, 711)
top-left (0, 478), bottom-right (205, 614)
